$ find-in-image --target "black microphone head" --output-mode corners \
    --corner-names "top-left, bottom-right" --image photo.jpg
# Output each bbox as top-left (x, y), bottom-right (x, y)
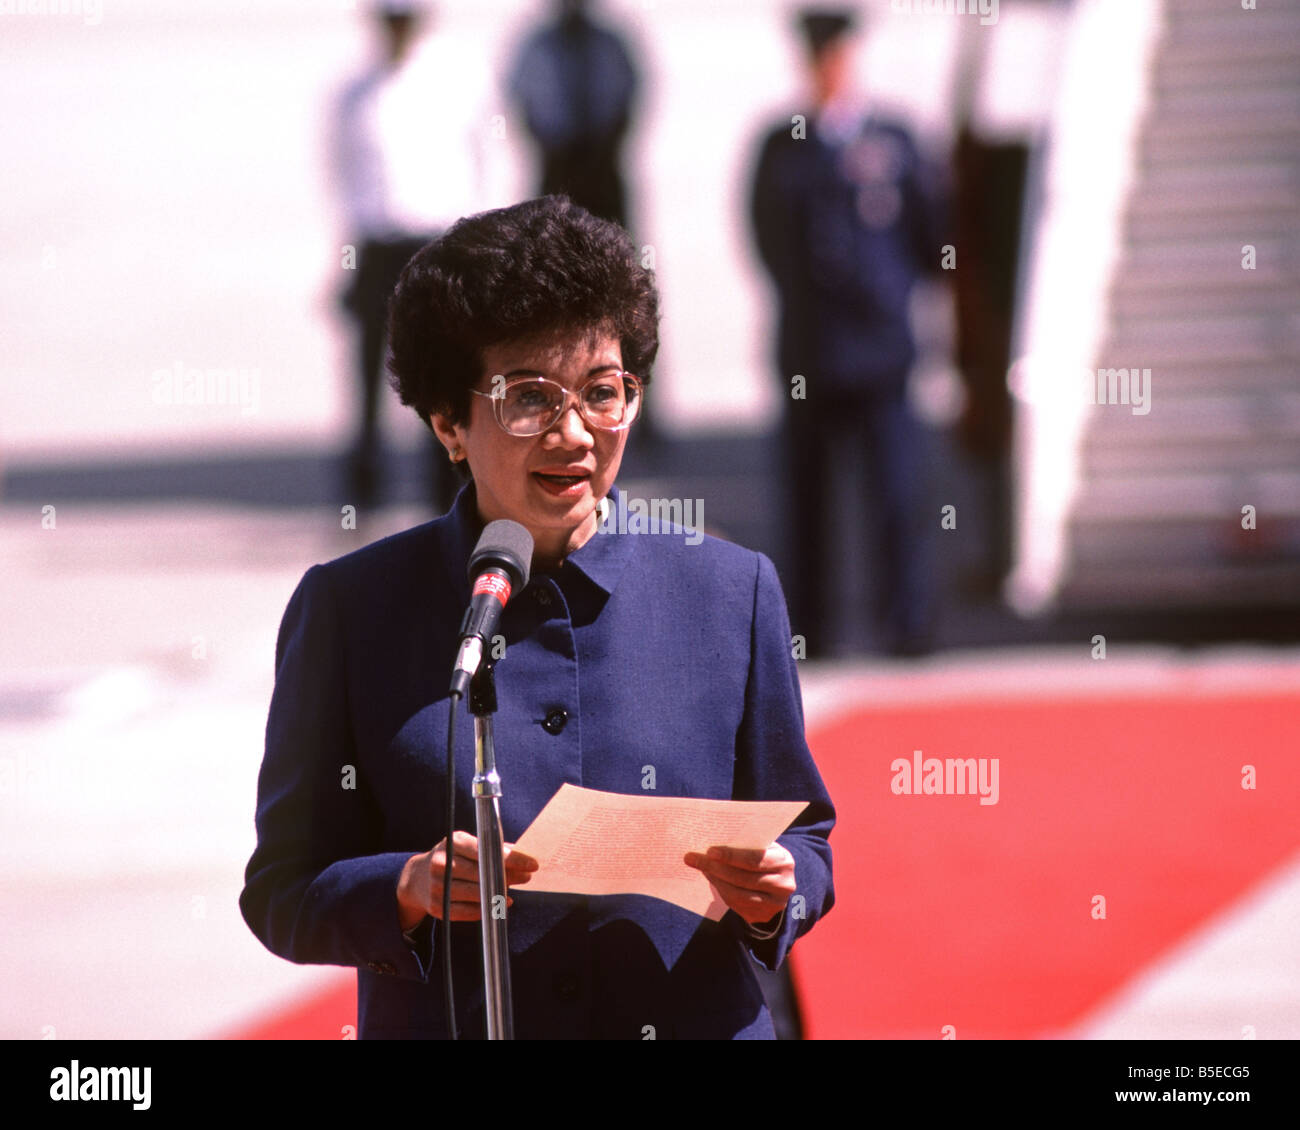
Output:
top-left (468, 520), bottom-right (533, 591)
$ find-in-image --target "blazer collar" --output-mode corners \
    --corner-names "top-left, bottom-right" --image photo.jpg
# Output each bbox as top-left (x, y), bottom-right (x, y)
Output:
top-left (558, 483), bottom-right (637, 599)
top-left (435, 481), bottom-right (484, 606)
top-left (436, 481), bottom-right (637, 603)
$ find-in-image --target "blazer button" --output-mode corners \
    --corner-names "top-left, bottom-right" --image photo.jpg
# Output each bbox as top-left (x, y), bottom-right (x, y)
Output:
top-left (542, 708), bottom-right (568, 735)
top-left (553, 972), bottom-right (580, 1001)
top-left (535, 587), bottom-right (552, 605)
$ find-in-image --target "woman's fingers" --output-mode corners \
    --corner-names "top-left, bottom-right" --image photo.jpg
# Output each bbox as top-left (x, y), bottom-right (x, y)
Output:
top-left (444, 834), bottom-right (539, 873)
top-left (504, 848), bottom-right (539, 886)
top-left (425, 873), bottom-right (518, 921)
top-left (701, 873), bottom-right (782, 923)
top-left (431, 850), bottom-right (480, 881)
top-left (440, 896), bottom-right (516, 922)
top-left (701, 844), bottom-right (794, 874)
top-left (682, 843), bottom-right (796, 924)
top-left (423, 835), bottom-right (537, 915)
top-left (446, 830), bottom-right (479, 860)
top-left (683, 854), bottom-right (790, 895)
top-left (504, 844), bottom-right (539, 885)
top-left (404, 835), bottom-right (532, 924)
top-left (435, 889), bottom-right (518, 922)
top-left (683, 845), bottom-right (794, 891)
top-left (438, 877), bottom-right (485, 902)
top-left (503, 844), bottom-right (539, 871)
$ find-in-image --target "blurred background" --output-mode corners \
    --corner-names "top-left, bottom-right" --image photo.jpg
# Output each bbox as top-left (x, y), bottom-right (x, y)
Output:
top-left (2, 0), bottom-right (1297, 1040)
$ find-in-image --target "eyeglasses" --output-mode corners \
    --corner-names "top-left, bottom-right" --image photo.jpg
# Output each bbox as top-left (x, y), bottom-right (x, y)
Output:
top-left (470, 371), bottom-right (643, 437)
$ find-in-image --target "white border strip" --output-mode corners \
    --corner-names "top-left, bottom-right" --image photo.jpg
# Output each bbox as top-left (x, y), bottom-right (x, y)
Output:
top-left (800, 645), bottom-right (1300, 728)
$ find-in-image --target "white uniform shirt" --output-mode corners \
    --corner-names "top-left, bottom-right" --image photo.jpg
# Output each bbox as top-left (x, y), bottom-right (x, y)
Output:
top-left (331, 37), bottom-right (503, 241)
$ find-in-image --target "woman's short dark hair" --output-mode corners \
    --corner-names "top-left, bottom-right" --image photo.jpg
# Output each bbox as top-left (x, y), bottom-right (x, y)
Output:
top-left (387, 195), bottom-right (659, 430)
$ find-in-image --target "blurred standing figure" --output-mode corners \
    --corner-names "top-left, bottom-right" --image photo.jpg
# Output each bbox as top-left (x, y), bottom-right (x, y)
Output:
top-left (507, 0), bottom-right (639, 227)
top-left (750, 8), bottom-right (946, 657)
top-left (332, 1), bottom-right (481, 510)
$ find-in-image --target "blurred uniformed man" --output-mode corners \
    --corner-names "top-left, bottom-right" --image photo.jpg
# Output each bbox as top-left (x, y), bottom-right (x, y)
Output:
top-left (507, 0), bottom-right (639, 228)
top-left (750, 7), bottom-right (946, 657)
top-left (332, 1), bottom-right (490, 511)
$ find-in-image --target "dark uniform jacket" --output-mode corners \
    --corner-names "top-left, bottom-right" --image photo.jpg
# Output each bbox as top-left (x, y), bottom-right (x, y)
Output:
top-left (750, 109), bottom-right (945, 395)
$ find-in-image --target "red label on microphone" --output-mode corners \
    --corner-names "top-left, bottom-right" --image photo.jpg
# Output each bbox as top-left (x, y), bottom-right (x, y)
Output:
top-left (473, 572), bottom-right (511, 606)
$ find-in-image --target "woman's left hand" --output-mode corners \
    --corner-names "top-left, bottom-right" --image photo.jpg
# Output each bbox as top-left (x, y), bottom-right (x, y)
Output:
top-left (684, 843), bottom-right (796, 926)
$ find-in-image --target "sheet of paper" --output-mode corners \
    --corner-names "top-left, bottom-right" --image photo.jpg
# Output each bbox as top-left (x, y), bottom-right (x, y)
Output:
top-left (512, 783), bottom-right (809, 921)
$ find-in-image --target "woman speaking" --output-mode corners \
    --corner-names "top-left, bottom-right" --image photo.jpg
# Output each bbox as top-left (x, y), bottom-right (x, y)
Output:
top-left (240, 196), bottom-right (835, 1039)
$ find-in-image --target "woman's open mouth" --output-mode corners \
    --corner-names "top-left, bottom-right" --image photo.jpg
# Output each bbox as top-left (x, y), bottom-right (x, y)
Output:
top-left (532, 471), bottom-right (592, 497)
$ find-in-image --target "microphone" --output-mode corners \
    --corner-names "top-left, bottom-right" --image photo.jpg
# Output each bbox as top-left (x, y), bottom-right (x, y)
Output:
top-left (450, 520), bottom-right (533, 697)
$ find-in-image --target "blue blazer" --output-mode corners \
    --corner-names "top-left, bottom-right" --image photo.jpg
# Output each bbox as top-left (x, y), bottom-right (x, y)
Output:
top-left (240, 484), bottom-right (835, 1039)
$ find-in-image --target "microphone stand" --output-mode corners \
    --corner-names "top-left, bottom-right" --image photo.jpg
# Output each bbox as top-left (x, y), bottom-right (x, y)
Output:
top-left (468, 658), bottom-right (514, 1039)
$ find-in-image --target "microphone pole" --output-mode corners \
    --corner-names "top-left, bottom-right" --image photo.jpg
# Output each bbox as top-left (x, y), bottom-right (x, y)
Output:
top-left (469, 657), bottom-right (512, 1039)
top-left (445, 520), bottom-right (531, 1040)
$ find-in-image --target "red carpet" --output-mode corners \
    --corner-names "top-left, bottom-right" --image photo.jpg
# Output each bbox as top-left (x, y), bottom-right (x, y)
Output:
top-left (226, 690), bottom-right (1299, 1039)
top-left (226, 977), bottom-right (356, 1041)
top-left (790, 691), bottom-right (1300, 1038)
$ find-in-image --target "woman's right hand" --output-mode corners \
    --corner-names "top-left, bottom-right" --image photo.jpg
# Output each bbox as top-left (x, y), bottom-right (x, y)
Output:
top-left (397, 830), bottom-right (539, 930)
